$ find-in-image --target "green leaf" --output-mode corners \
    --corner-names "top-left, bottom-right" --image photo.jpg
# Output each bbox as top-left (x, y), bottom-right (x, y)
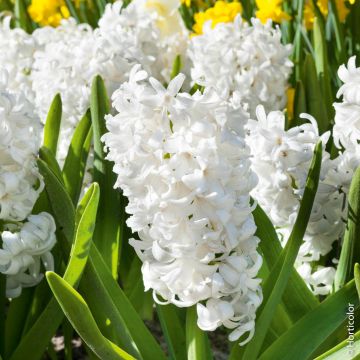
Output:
top-left (62, 110), bottom-right (92, 205)
top-left (253, 203), bottom-right (319, 324)
top-left (4, 288), bottom-right (34, 357)
top-left (315, 330), bottom-right (360, 359)
top-left (64, 0), bottom-right (81, 23)
top-left (123, 257), bottom-right (153, 320)
top-left (186, 306), bottom-right (213, 360)
top-left (0, 0), bottom-right (12, 11)
top-left (303, 55), bottom-right (329, 134)
top-left (293, 80), bottom-right (307, 126)
top-left (335, 166), bottom-right (360, 290)
top-left (260, 280), bottom-right (359, 360)
top-left (157, 304), bottom-right (187, 360)
top-left (81, 245), bottom-right (167, 360)
top-left (328, 0), bottom-right (346, 65)
top-left (313, 17), bottom-right (334, 122)
top-left (21, 280), bottom-right (52, 336)
top-left (239, 142), bottom-right (322, 360)
top-left (9, 184), bottom-right (99, 360)
top-left (0, 271), bottom-right (5, 357)
top-left (14, 0), bottom-right (33, 33)
top-left (355, 263), bottom-right (360, 300)
top-left (94, 0), bottom-right (106, 16)
top-left (37, 159), bottom-right (75, 246)
top-left (64, 183), bottom-right (99, 284)
top-left (43, 94), bottom-right (62, 156)
top-left (63, 319), bottom-right (74, 360)
top-left (39, 146), bottom-right (64, 184)
top-left (90, 75), bottom-right (123, 279)
top-left (46, 272), bottom-right (135, 360)
top-left (170, 55), bottom-right (182, 80)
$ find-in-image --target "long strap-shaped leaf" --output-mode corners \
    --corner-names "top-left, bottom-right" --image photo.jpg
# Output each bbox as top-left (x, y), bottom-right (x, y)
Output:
top-left (355, 263), bottom-right (360, 299)
top-left (186, 306), bottom-right (213, 360)
top-left (9, 184), bottom-right (99, 360)
top-left (21, 158), bottom-right (163, 359)
top-left (233, 142), bottom-right (322, 360)
top-left (315, 329), bottom-right (360, 359)
top-left (260, 280), bottom-right (360, 360)
top-left (14, 0), bottom-right (33, 33)
top-left (80, 245), bottom-right (167, 360)
top-left (313, 17), bottom-right (333, 122)
top-left (4, 288), bottom-right (35, 357)
top-left (335, 166), bottom-right (360, 290)
top-left (90, 75), bottom-right (123, 279)
top-left (37, 159), bottom-right (75, 246)
top-left (46, 272), bottom-right (135, 360)
top-left (62, 110), bottom-right (92, 205)
top-left (0, 266), bottom-right (5, 357)
top-left (304, 55), bottom-right (328, 134)
top-left (253, 204), bottom-right (319, 324)
top-left (43, 94), bottom-right (62, 156)
top-left (157, 304), bottom-right (187, 360)
top-left (40, 147), bottom-right (64, 184)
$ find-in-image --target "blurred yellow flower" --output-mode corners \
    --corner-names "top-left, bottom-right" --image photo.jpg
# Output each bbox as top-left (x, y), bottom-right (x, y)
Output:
top-left (303, 0), bottom-right (351, 30)
top-left (28, 0), bottom-right (70, 27)
top-left (193, 1), bottom-right (242, 35)
top-left (286, 87), bottom-right (295, 120)
top-left (255, 0), bottom-right (291, 24)
top-left (146, 0), bottom-right (184, 37)
top-left (181, 0), bottom-right (207, 8)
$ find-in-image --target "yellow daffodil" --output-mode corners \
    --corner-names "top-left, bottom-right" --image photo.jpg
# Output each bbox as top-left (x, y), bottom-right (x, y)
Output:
top-left (28, 0), bottom-right (70, 27)
top-left (181, 0), bottom-right (207, 8)
top-left (303, 0), bottom-right (351, 30)
top-left (193, 1), bottom-right (242, 35)
top-left (255, 0), bottom-right (291, 24)
top-left (181, 0), bottom-right (192, 6)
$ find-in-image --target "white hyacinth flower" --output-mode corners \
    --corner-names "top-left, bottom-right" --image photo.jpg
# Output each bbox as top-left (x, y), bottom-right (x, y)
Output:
top-left (246, 106), bottom-right (346, 295)
top-left (103, 65), bottom-right (262, 344)
top-left (0, 212), bottom-right (56, 298)
top-left (0, 70), bottom-right (43, 222)
top-left (0, 17), bottom-right (36, 101)
top-left (188, 16), bottom-right (293, 116)
top-left (333, 56), bottom-right (360, 150)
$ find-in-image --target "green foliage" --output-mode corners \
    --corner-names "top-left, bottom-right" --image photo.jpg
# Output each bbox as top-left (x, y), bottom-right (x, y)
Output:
top-left (186, 306), bottom-right (213, 360)
top-left (90, 75), bottom-right (124, 279)
top-left (3, 2), bottom-right (360, 358)
top-left (46, 272), bottom-right (135, 360)
top-left (43, 94), bottom-right (62, 156)
top-left (9, 183), bottom-right (100, 360)
top-left (230, 142), bottom-right (322, 360)
top-left (335, 167), bottom-right (360, 290)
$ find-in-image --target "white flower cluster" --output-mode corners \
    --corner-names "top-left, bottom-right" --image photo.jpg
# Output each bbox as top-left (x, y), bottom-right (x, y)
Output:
top-left (333, 56), bottom-right (360, 151)
top-left (330, 56), bottom-right (360, 206)
top-left (0, 1), bottom-right (189, 164)
top-left (0, 71), bottom-right (42, 221)
top-left (246, 106), bottom-right (345, 295)
top-left (0, 213), bottom-right (56, 298)
top-left (188, 16), bottom-right (293, 116)
top-left (0, 17), bottom-right (35, 101)
top-left (0, 71), bottom-right (56, 298)
top-left (103, 65), bottom-right (262, 344)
